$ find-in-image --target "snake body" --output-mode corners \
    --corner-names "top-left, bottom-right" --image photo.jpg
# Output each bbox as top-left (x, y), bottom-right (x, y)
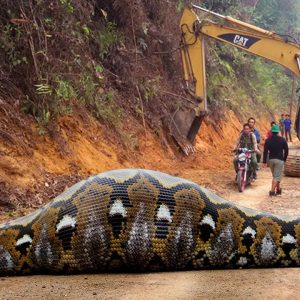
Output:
top-left (0, 169), bottom-right (300, 275)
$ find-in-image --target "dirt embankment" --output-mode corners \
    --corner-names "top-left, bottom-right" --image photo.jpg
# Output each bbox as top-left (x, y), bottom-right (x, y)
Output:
top-left (0, 94), bottom-right (272, 219)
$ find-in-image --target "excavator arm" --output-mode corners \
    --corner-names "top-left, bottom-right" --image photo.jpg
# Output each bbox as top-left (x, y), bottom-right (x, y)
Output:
top-left (171, 5), bottom-right (300, 153)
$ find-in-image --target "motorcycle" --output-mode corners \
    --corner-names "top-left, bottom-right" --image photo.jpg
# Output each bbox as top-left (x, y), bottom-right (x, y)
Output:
top-left (235, 148), bottom-right (256, 192)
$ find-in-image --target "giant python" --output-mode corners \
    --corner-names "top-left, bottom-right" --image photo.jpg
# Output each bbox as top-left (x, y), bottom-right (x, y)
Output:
top-left (0, 169), bottom-right (299, 275)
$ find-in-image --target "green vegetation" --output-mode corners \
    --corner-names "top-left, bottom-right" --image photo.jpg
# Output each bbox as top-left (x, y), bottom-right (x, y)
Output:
top-left (139, 77), bottom-right (161, 103)
top-left (93, 91), bottom-right (123, 128)
top-left (94, 21), bottom-right (119, 59)
top-left (0, 0), bottom-right (123, 134)
top-left (0, 0), bottom-right (299, 139)
top-left (120, 132), bottom-right (140, 151)
top-left (59, 0), bottom-right (74, 14)
top-left (35, 110), bottom-right (51, 135)
top-left (253, 0), bottom-right (300, 34)
top-left (249, 59), bottom-right (292, 109)
top-left (0, 24), bottom-right (25, 67)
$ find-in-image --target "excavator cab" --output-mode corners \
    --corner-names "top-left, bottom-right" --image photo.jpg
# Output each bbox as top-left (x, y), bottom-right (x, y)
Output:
top-left (171, 5), bottom-right (300, 154)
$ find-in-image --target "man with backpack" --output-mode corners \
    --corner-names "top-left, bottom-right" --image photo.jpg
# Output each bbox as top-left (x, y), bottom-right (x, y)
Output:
top-left (233, 123), bottom-right (260, 179)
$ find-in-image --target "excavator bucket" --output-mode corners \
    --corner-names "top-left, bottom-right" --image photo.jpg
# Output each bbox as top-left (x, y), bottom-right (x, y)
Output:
top-left (169, 7), bottom-right (207, 155)
top-left (169, 105), bottom-right (206, 155)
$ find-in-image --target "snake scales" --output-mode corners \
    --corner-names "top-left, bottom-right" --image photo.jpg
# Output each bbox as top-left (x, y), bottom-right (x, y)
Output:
top-left (0, 169), bottom-right (299, 275)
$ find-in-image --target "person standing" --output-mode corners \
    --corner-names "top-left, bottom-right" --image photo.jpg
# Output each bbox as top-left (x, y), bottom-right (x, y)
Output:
top-left (279, 113), bottom-right (285, 137)
top-left (284, 114), bottom-right (292, 142)
top-left (263, 124), bottom-right (289, 196)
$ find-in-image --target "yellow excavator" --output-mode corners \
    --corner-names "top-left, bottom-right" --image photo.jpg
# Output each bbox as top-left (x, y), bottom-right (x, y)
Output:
top-left (171, 4), bottom-right (300, 155)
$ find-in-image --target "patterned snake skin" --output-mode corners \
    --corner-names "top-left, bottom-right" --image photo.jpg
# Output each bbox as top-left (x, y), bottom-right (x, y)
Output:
top-left (0, 169), bottom-right (300, 275)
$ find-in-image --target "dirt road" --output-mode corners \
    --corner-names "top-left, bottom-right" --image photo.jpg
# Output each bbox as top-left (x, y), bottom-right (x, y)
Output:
top-left (1, 168), bottom-right (300, 300)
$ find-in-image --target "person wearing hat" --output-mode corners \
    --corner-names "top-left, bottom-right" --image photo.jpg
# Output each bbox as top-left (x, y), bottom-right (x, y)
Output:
top-left (263, 124), bottom-right (289, 196)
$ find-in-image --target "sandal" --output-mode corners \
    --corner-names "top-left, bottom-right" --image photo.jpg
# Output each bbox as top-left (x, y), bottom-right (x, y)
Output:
top-left (269, 191), bottom-right (276, 196)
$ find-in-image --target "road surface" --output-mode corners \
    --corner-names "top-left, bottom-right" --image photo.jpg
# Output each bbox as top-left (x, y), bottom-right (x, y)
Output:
top-left (1, 168), bottom-right (300, 300)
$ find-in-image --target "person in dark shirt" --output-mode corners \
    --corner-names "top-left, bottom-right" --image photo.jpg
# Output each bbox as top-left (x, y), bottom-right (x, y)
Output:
top-left (263, 124), bottom-right (289, 196)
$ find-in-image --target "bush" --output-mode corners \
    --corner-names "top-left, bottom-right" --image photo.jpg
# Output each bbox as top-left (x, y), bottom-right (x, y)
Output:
top-left (93, 21), bottom-right (119, 59)
top-left (93, 91), bottom-right (123, 127)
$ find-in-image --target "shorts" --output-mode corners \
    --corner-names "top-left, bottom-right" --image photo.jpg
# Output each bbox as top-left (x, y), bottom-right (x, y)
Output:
top-left (268, 159), bottom-right (284, 181)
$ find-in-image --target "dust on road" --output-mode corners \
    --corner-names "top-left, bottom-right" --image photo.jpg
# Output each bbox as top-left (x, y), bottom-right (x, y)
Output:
top-left (1, 268), bottom-right (300, 300)
top-left (1, 168), bottom-right (300, 300)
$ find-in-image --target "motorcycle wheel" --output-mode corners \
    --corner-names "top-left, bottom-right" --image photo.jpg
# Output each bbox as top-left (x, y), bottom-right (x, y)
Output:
top-left (237, 169), bottom-right (245, 192)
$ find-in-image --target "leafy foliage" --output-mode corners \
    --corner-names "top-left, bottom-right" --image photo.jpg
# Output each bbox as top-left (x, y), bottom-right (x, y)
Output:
top-left (35, 109), bottom-right (51, 135)
top-left (55, 80), bottom-right (76, 101)
top-left (93, 21), bottom-right (120, 59)
top-left (203, 0), bottom-right (240, 16)
top-left (248, 59), bottom-right (292, 109)
top-left (0, 0), bottom-right (122, 129)
top-left (252, 0), bottom-right (300, 36)
top-left (93, 91), bottom-right (123, 128)
top-left (139, 77), bottom-right (160, 102)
